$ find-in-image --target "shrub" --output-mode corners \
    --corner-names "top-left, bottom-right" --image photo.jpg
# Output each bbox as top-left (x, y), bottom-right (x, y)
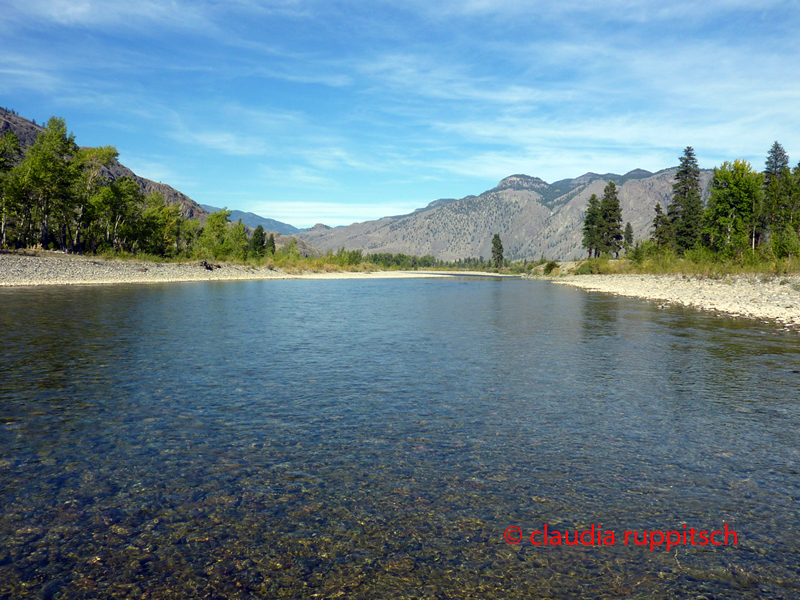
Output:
top-left (543, 260), bottom-right (559, 275)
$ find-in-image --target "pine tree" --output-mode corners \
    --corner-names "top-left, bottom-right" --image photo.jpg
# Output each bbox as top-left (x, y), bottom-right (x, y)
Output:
top-left (266, 233), bottom-right (276, 255)
top-left (763, 141), bottom-right (792, 238)
top-left (598, 181), bottom-right (623, 257)
top-left (669, 146), bottom-right (703, 253)
top-left (624, 222), bottom-right (634, 249)
top-left (250, 224), bottom-right (266, 257)
top-left (581, 193), bottom-right (602, 258)
top-left (491, 233), bottom-right (503, 268)
top-left (652, 203), bottom-right (672, 248)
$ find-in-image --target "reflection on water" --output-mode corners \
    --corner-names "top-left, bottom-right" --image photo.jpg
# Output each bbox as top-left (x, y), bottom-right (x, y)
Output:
top-left (1, 279), bottom-right (800, 599)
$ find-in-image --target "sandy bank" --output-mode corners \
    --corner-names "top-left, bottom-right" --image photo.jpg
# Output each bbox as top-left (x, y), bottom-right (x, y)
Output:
top-left (0, 253), bottom-right (504, 287)
top-left (553, 274), bottom-right (800, 331)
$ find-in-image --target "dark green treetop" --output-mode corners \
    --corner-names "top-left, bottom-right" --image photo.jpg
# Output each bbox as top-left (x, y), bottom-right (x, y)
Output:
top-left (599, 181), bottom-right (623, 257)
top-left (491, 233), bottom-right (503, 268)
top-left (250, 224), bottom-right (266, 257)
top-left (581, 193), bottom-right (602, 258)
top-left (624, 221), bottom-right (634, 249)
top-left (651, 202), bottom-right (672, 248)
top-left (669, 146), bottom-right (703, 253)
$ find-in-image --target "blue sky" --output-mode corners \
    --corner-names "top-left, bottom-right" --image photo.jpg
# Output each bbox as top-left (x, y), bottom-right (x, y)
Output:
top-left (2, 1), bottom-right (799, 228)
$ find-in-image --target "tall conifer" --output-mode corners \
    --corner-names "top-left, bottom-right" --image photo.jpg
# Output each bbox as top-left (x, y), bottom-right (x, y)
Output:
top-left (669, 146), bottom-right (703, 253)
top-left (581, 193), bottom-right (601, 258)
top-left (599, 181), bottom-right (623, 257)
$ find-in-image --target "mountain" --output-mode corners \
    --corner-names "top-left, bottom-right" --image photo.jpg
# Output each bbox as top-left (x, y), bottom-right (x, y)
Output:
top-left (297, 169), bottom-right (714, 260)
top-left (199, 204), bottom-right (299, 235)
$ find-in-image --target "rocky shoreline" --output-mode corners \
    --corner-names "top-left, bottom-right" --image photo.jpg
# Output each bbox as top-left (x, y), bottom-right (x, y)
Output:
top-left (553, 273), bottom-right (800, 331)
top-left (0, 252), bottom-right (449, 286)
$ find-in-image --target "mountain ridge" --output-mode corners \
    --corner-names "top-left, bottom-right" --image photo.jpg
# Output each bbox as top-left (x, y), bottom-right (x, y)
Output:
top-left (297, 169), bottom-right (714, 261)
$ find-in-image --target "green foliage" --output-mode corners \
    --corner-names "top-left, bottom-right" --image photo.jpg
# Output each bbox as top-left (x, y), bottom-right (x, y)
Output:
top-left (703, 159), bottom-right (763, 257)
top-left (491, 233), bottom-right (503, 268)
top-left (669, 146), bottom-right (703, 253)
top-left (197, 208), bottom-right (233, 259)
top-left (543, 260), bottom-right (559, 275)
top-left (582, 193), bottom-right (602, 258)
top-left (228, 219), bottom-right (249, 261)
top-left (250, 224), bottom-right (266, 258)
top-left (329, 246), bottom-right (364, 266)
top-left (623, 221), bottom-right (634, 249)
top-left (277, 238), bottom-right (301, 259)
top-left (598, 181), bottom-right (623, 257)
top-left (629, 239), bottom-right (657, 265)
top-left (583, 184), bottom-right (624, 258)
top-left (771, 224), bottom-right (800, 258)
top-left (0, 130), bottom-right (22, 247)
top-left (651, 203), bottom-right (672, 249)
top-left (136, 192), bottom-right (182, 256)
top-left (574, 257), bottom-right (615, 275)
top-left (266, 233), bottom-right (276, 255)
top-left (365, 252), bottom-right (436, 270)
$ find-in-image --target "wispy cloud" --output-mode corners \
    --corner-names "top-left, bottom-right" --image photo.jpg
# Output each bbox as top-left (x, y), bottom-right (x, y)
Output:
top-left (5, 0), bottom-right (211, 29)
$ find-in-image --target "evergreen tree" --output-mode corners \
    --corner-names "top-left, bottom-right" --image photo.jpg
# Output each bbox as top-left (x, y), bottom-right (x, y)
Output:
top-left (623, 222), bottom-right (634, 249)
top-left (491, 233), bottom-right (503, 268)
top-left (651, 203), bottom-right (672, 248)
top-left (598, 181), bottom-right (623, 257)
top-left (669, 146), bottom-right (703, 253)
top-left (764, 141), bottom-right (789, 188)
top-left (581, 193), bottom-right (602, 258)
top-left (763, 142), bottom-right (793, 241)
top-left (266, 232), bottom-right (276, 255)
top-left (250, 224), bottom-right (266, 257)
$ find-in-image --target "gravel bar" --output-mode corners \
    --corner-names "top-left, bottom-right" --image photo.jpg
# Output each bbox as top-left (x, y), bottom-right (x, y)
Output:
top-left (0, 252), bottom-right (453, 287)
top-left (553, 273), bottom-right (800, 331)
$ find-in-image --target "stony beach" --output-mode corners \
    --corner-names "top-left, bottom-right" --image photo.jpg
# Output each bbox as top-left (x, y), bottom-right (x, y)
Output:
top-left (0, 252), bottom-right (452, 287)
top-left (554, 273), bottom-right (800, 331)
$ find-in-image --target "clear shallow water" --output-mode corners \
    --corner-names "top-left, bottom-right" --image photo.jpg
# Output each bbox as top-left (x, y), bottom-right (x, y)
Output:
top-left (1, 277), bottom-right (799, 599)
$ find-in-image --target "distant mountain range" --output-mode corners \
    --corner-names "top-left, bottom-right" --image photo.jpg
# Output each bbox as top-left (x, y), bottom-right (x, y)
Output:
top-left (199, 205), bottom-right (299, 236)
top-left (3, 108), bottom-right (716, 261)
top-left (297, 170), bottom-right (714, 260)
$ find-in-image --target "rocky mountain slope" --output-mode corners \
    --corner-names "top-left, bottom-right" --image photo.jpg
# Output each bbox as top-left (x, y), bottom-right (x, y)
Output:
top-left (298, 170), bottom-right (714, 260)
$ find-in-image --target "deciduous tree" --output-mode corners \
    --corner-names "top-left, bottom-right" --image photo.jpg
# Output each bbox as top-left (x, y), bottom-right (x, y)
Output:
top-left (703, 160), bottom-right (763, 255)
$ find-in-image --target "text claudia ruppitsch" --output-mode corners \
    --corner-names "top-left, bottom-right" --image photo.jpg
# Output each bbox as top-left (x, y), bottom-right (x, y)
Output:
top-left (504, 524), bottom-right (738, 551)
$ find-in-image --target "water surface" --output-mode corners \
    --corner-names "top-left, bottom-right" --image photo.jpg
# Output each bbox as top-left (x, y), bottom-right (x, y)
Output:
top-left (1, 278), bottom-right (799, 599)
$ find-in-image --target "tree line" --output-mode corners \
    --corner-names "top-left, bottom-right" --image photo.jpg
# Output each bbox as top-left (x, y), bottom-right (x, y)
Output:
top-left (0, 118), bottom-right (194, 255)
top-left (582, 144), bottom-right (800, 261)
top-left (0, 117), bottom-right (288, 261)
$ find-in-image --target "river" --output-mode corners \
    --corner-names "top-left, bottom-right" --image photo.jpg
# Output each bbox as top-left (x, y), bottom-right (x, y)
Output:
top-left (1, 278), bottom-right (799, 598)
